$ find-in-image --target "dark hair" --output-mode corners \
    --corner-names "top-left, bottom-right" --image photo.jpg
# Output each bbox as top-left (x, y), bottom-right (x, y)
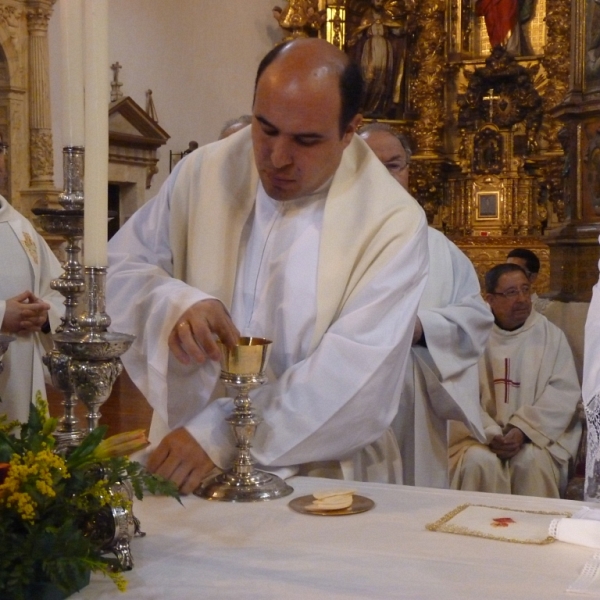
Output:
top-left (485, 263), bottom-right (528, 294)
top-left (358, 122), bottom-right (413, 161)
top-left (507, 248), bottom-right (540, 274)
top-left (254, 42), bottom-right (364, 138)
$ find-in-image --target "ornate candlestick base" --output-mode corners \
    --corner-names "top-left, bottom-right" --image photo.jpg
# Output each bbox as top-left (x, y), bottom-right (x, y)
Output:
top-left (0, 334), bottom-right (15, 375)
top-left (198, 337), bottom-right (293, 502)
top-left (52, 267), bottom-right (134, 433)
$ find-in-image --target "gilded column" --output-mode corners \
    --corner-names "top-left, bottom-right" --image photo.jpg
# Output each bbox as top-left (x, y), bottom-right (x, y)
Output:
top-left (26, 0), bottom-right (55, 189)
top-left (409, 0), bottom-right (446, 156)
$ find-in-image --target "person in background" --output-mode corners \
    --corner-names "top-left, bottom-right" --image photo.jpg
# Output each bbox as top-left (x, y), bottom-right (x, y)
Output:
top-left (0, 140), bottom-right (63, 420)
top-left (107, 39), bottom-right (428, 494)
top-left (218, 115), bottom-right (252, 140)
top-left (359, 122), bottom-right (493, 488)
top-left (449, 263), bottom-right (581, 498)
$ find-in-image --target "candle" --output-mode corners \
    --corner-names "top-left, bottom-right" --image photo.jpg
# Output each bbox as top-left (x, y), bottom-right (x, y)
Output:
top-left (83, 0), bottom-right (108, 267)
top-left (60, 0), bottom-right (84, 147)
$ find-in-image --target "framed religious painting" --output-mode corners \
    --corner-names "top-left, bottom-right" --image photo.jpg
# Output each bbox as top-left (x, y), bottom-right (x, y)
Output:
top-left (476, 192), bottom-right (499, 220)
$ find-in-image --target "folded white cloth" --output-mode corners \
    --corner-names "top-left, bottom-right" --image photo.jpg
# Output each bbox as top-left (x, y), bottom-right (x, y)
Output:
top-left (550, 508), bottom-right (600, 596)
top-left (550, 508), bottom-right (600, 549)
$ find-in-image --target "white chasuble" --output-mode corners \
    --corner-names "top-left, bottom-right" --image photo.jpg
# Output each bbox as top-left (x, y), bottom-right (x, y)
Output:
top-left (450, 310), bottom-right (581, 497)
top-left (107, 128), bottom-right (429, 483)
top-left (0, 196), bottom-right (63, 421)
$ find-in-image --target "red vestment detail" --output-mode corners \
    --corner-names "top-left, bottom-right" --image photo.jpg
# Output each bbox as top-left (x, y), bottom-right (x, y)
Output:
top-left (476, 0), bottom-right (519, 48)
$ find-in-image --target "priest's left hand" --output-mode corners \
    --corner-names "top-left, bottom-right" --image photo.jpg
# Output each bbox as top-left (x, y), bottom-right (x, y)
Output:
top-left (147, 427), bottom-right (216, 495)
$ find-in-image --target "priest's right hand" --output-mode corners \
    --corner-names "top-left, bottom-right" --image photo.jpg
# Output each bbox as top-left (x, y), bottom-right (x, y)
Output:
top-left (168, 299), bottom-right (240, 365)
top-left (2, 291), bottom-right (51, 334)
top-left (147, 427), bottom-right (216, 495)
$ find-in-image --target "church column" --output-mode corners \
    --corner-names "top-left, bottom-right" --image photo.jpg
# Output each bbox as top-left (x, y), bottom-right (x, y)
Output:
top-left (408, 0), bottom-right (449, 226)
top-left (25, 0), bottom-right (55, 193)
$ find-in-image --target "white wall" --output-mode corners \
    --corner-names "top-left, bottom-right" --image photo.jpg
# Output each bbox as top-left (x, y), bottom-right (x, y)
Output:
top-left (49, 0), bottom-right (279, 200)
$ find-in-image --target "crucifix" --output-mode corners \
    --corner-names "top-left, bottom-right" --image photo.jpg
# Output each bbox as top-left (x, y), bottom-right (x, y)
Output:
top-left (110, 61), bottom-right (123, 103)
top-left (493, 358), bottom-right (521, 404)
top-left (483, 88), bottom-right (501, 123)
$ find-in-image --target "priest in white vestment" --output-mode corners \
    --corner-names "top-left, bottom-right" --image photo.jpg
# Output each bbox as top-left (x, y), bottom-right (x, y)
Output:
top-left (107, 39), bottom-right (428, 493)
top-left (359, 123), bottom-right (493, 488)
top-left (0, 196), bottom-right (63, 421)
top-left (450, 263), bottom-right (581, 498)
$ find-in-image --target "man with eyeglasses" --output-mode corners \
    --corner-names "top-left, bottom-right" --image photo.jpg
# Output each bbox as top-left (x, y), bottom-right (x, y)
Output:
top-left (449, 263), bottom-right (581, 498)
top-left (360, 122), bottom-right (494, 488)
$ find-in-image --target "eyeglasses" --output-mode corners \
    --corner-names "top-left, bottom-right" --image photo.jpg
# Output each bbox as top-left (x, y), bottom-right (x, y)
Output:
top-left (491, 285), bottom-right (531, 299)
top-left (385, 159), bottom-right (409, 173)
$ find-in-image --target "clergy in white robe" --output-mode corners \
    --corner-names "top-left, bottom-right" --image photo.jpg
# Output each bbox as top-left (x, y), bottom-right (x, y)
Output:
top-left (449, 264), bottom-right (581, 498)
top-left (107, 39), bottom-right (428, 493)
top-left (0, 195), bottom-right (63, 421)
top-left (358, 123), bottom-right (493, 488)
top-left (393, 228), bottom-right (492, 487)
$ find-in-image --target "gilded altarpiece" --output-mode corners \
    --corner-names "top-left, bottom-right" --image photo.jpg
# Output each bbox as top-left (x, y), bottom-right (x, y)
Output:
top-left (273, 0), bottom-right (572, 292)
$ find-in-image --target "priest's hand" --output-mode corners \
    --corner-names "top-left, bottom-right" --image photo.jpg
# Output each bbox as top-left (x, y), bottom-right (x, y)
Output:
top-left (1, 291), bottom-right (51, 334)
top-left (168, 299), bottom-right (240, 365)
top-left (489, 428), bottom-right (525, 460)
top-left (147, 427), bottom-right (216, 495)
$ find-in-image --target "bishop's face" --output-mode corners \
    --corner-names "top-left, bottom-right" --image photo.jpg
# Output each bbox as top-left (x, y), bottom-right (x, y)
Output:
top-left (486, 271), bottom-right (532, 331)
top-left (252, 67), bottom-right (359, 201)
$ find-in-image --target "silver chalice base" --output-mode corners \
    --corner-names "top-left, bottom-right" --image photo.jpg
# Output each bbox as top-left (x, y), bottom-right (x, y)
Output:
top-left (197, 337), bottom-right (293, 502)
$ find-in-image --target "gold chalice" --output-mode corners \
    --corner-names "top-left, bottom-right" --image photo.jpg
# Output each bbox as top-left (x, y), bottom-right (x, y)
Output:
top-left (197, 337), bottom-right (293, 502)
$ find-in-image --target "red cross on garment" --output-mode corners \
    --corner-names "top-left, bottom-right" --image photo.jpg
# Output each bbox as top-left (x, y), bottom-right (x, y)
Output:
top-left (493, 358), bottom-right (520, 403)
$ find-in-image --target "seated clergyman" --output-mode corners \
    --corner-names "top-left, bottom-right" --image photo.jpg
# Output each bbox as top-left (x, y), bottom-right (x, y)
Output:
top-left (449, 263), bottom-right (581, 498)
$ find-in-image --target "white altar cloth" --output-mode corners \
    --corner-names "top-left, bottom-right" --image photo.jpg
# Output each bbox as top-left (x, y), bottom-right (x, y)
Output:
top-left (75, 477), bottom-right (595, 599)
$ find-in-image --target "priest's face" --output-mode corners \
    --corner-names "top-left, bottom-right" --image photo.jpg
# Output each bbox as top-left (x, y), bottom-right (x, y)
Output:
top-left (252, 60), bottom-right (360, 201)
top-left (486, 270), bottom-right (532, 331)
top-left (360, 129), bottom-right (410, 190)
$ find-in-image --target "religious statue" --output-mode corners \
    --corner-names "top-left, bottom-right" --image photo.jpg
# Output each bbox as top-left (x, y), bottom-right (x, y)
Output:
top-left (347, 0), bottom-right (408, 117)
top-left (273, 0), bottom-right (326, 41)
top-left (476, 0), bottom-right (535, 56)
top-left (588, 0), bottom-right (600, 79)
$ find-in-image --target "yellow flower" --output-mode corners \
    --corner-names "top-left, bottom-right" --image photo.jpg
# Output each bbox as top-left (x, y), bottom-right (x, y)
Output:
top-left (94, 430), bottom-right (149, 459)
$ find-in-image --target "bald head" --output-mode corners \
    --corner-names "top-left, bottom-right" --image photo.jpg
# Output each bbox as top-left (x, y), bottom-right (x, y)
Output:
top-left (251, 38), bottom-right (363, 201)
top-left (359, 124), bottom-right (411, 190)
top-left (255, 38), bottom-right (363, 136)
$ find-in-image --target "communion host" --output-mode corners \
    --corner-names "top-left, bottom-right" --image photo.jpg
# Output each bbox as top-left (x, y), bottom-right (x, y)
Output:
top-left (107, 38), bottom-right (428, 494)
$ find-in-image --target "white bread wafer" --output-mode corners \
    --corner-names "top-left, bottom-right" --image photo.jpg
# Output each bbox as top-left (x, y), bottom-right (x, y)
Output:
top-left (312, 489), bottom-right (356, 501)
top-left (304, 489), bottom-right (355, 511)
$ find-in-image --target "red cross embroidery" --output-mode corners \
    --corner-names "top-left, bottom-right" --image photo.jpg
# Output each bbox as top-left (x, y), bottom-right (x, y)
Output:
top-left (493, 358), bottom-right (520, 403)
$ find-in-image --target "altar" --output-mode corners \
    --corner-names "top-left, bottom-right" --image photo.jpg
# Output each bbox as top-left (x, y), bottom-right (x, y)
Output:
top-left (75, 477), bottom-right (595, 599)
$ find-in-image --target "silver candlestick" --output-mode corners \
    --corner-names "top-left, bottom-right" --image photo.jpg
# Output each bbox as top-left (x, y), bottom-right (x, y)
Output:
top-left (52, 267), bottom-right (134, 434)
top-left (199, 337), bottom-right (293, 502)
top-left (33, 146), bottom-right (86, 447)
top-left (0, 334), bottom-right (15, 375)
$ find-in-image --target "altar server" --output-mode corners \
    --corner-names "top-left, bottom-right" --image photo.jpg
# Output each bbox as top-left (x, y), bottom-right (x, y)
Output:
top-left (0, 195), bottom-right (63, 421)
top-left (107, 38), bottom-right (428, 493)
top-left (450, 263), bottom-right (581, 497)
top-left (359, 123), bottom-right (493, 487)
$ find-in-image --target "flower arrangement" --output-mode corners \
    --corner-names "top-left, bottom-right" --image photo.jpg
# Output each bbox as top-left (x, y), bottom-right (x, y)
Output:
top-left (0, 395), bottom-right (179, 600)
